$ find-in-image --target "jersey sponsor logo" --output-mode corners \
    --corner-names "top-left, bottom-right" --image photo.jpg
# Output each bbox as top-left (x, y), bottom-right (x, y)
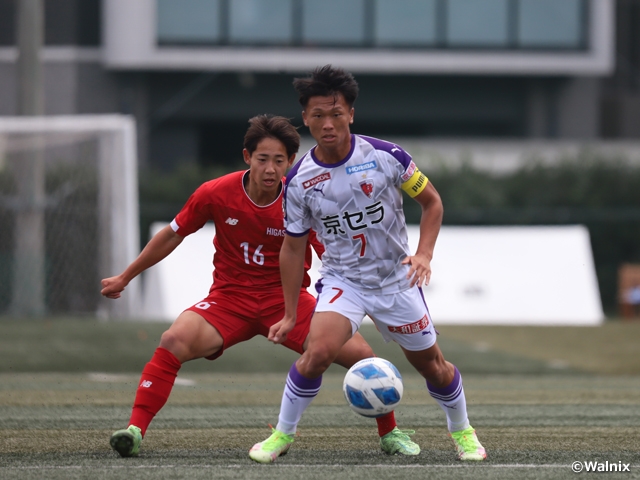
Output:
top-left (321, 201), bottom-right (384, 234)
top-left (346, 160), bottom-right (377, 175)
top-left (266, 227), bottom-right (286, 237)
top-left (387, 315), bottom-right (430, 334)
top-left (303, 172), bottom-right (331, 189)
top-left (401, 161), bottom-right (417, 182)
top-left (359, 180), bottom-right (374, 198)
top-left (225, 217), bottom-right (239, 225)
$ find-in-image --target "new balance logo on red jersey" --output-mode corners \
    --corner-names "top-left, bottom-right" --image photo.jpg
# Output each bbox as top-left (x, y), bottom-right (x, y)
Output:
top-left (225, 217), bottom-right (239, 225)
top-left (140, 380), bottom-right (153, 388)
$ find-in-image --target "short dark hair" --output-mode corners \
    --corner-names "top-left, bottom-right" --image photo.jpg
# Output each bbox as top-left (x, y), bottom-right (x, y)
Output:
top-left (243, 114), bottom-right (300, 158)
top-left (293, 65), bottom-right (359, 109)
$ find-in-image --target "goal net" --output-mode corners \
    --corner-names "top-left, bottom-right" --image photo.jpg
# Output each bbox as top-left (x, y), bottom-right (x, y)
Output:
top-left (0, 115), bottom-right (140, 319)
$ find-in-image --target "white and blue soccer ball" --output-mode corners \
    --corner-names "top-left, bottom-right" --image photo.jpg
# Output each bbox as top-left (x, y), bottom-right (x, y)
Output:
top-left (343, 357), bottom-right (403, 417)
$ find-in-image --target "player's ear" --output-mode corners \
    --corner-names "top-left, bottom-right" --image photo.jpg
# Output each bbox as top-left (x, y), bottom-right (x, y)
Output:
top-left (287, 154), bottom-right (296, 167)
top-left (302, 110), bottom-right (309, 126)
top-left (349, 108), bottom-right (354, 124)
top-left (242, 148), bottom-right (251, 166)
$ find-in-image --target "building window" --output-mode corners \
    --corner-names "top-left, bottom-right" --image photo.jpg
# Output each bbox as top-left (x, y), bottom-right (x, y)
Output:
top-left (229, 0), bottom-right (293, 44)
top-left (518, 0), bottom-right (585, 48)
top-left (157, 0), bottom-right (221, 44)
top-left (302, 0), bottom-right (366, 46)
top-left (447, 0), bottom-right (509, 47)
top-left (374, 0), bottom-right (437, 47)
top-left (155, 0), bottom-right (588, 51)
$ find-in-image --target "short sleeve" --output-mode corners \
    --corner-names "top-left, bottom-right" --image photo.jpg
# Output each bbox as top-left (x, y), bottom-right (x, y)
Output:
top-left (283, 179), bottom-right (311, 236)
top-left (172, 182), bottom-right (215, 236)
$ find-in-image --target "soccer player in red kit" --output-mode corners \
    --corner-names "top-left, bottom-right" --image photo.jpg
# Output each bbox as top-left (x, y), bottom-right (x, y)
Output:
top-left (101, 115), bottom-right (418, 459)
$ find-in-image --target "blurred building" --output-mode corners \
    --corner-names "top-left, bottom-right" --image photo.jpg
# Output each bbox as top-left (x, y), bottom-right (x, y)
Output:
top-left (0, 0), bottom-right (637, 170)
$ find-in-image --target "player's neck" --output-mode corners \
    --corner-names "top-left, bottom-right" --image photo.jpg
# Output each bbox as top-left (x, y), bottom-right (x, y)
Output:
top-left (244, 177), bottom-right (281, 206)
top-left (314, 142), bottom-right (351, 164)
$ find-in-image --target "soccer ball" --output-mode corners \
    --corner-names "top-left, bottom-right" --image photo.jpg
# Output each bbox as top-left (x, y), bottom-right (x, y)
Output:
top-left (343, 357), bottom-right (403, 417)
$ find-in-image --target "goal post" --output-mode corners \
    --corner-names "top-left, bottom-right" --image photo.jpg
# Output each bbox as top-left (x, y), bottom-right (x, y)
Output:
top-left (0, 115), bottom-right (140, 319)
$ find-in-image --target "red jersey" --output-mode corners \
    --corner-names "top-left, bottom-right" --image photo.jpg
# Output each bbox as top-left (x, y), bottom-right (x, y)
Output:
top-left (171, 170), bottom-right (323, 291)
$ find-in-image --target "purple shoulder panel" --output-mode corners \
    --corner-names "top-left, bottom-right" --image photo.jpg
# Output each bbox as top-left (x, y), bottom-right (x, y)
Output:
top-left (285, 156), bottom-right (305, 186)
top-left (359, 135), bottom-right (413, 169)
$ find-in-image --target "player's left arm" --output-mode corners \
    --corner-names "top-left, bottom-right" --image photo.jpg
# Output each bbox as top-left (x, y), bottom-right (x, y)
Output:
top-left (401, 172), bottom-right (443, 287)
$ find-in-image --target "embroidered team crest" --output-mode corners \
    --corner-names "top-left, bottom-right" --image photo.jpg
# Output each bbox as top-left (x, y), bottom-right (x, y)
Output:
top-left (359, 180), bottom-right (374, 198)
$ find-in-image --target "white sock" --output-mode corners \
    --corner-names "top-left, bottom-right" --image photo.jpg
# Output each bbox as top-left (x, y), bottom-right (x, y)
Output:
top-left (275, 363), bottom-right (322, 435)
top-left (427, 366), bottom-right (470, 432)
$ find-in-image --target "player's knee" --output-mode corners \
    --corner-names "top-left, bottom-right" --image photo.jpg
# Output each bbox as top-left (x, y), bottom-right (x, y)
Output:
top-left (159, 330), bottom-right (190, 361)
top-left (332, 343), bottom-right (374, 370)
top-left (303, 344), bottom-right (338, 375)
top-left (351, 338), bottom-right (374, 360)
top-left (361, 344), bottom-right (375, 359)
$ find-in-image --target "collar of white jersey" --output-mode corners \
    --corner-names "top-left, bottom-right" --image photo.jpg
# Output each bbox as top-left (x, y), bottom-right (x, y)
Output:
top-left (309, 134), bottom-right (356, 168)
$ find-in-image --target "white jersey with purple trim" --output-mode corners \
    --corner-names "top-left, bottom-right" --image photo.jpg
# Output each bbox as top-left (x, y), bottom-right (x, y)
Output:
top-left (284, 134), bottom-right (420, 294)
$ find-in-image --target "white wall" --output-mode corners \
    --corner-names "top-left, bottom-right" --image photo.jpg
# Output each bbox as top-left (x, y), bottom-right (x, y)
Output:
top-left (141, 223), bottom-right (603, 325)
top-left (412, 225), bottom-right (603, 325)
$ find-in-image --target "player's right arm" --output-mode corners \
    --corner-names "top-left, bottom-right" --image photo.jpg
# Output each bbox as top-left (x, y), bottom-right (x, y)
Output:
top-left (308, 229), bottom-right (325, 258)
top-left (268, 232), bottom-right (309, 344)
top-left (100, 225), bottom-right (184, 299)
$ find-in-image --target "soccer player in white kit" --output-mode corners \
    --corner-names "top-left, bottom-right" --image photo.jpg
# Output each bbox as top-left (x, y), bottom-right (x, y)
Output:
top-left (249, 66), bottom-right (486, 463)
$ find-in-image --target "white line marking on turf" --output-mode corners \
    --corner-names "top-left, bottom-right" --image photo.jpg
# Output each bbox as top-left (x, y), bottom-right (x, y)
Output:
top-left (87, 372), bottom-right (196, 386)
top-left (88, 373), bottom-right (136, 383)
top-left (7, 464), bottom-right (638, 470)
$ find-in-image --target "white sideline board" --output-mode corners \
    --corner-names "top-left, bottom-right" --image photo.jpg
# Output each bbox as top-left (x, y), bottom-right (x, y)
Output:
top-left (141, 223), bottom-right (604, 325)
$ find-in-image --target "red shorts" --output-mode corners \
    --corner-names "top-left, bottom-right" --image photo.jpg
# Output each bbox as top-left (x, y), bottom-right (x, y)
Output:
top-left (185, 287), bottom-right (316, 360)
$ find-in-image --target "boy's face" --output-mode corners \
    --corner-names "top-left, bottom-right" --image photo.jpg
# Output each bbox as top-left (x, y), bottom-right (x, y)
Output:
top-left (302, 93), bottom-right (354, 156)
top-left (243, 137), bottom-right (294, 195)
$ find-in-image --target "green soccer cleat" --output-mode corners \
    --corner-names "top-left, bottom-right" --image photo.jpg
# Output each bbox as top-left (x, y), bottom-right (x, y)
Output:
top-left (449, 426), bottom-right (486, 461)
top-left (380, 427), bottom-right (421, 456)
top-left (110, 425), bottom-right (142, 458)
top-left (249, 427), bottom-right (295, 463)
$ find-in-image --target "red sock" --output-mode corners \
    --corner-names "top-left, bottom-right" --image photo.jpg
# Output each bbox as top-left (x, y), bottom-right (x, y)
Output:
top-left (376, 411), bottom-right (397, 437)
top-left (128, 347), bottom-right (181, 437)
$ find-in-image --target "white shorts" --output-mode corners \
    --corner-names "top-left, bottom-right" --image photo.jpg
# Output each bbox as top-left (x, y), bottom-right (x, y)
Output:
top-left (315, 276), bottom-right (437, 351)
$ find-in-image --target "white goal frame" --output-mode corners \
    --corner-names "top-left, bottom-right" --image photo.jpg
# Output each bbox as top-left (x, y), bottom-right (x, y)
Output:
top-left (0, 114), bottom-right (140, 319)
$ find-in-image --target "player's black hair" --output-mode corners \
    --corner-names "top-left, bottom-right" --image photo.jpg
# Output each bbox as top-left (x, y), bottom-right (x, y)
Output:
top-left (244, 114), bottom-right (300, 159)
top-left (293, 65), bottom-right (359, 108)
